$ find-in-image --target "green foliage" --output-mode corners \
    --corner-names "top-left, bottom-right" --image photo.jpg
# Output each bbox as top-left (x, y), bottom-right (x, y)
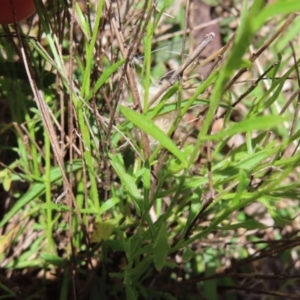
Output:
top-left (1, 0), bottom-right (300, 299)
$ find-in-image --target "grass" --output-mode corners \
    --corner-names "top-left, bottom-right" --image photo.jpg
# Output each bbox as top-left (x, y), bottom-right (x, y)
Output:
top-left (1, 0), bottom-right (300, 299)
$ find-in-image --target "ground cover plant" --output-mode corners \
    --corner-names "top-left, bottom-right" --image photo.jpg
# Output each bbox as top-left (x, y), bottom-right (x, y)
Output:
top-left (1, 0), bottom-right (300, 299)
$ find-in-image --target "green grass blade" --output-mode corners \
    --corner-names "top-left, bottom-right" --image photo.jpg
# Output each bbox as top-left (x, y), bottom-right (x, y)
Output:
top-left (120, 106), bottom-right (187, 166)
top-left (201, 116), bottom-right (286, 141)
top-left (153, 222), bottom-right (169, 271)
top-left (0, 161), bottom-right (82, 229)
top-left (109, 153), bottom-right (143, 214)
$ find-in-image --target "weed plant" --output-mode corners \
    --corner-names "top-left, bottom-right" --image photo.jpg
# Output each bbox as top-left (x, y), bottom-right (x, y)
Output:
top-left (1, 0), bottom-right (300, 299)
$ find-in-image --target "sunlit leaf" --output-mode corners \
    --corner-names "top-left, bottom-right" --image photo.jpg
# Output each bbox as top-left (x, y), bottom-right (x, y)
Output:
top-left (91, 221), bottom-right (115, 243)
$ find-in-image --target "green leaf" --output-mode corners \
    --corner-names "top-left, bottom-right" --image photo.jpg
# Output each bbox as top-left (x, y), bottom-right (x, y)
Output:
top-left (149, 97), bottom-right (229, 118)
top-left (2, 170), bottom-right (12, 192)
top-left (153, 222), bottom-right (169, 271)
top-left (91, 59), bottom-right (125, 97)
top-left (183, 187), bottom-right (202, 237)
top-left (127, 226), bottom-right (143, 262)
top-left (224, 0), bottom-right (264, 75)
top-left (259, 198), bottom-right (291, 226)
top-left (120, 106), bottom-right (187, 166)
top-left (75, 2), bottom-right (91, 38)
top-left (142, 160), bottom-right (151, 203)
top-left (255, 1), bottom-right (300, 31)
top-left (109, 153), bottom-right (143, 214)
top-left (125, 284), bottom-right (138, 300)
top-left (81, 0), bottom-right (104, 98)
top-left (201, 116), bottom-right (286, 141)
top-left (91, 221), bottom-right (115, 242)
top-left (98, 197), bottom-right (120, 215)
top-left (162, 0), bottom-right (173, 9)
top-left (219, 219), bottom-right (267, 230)
top-left (233, 150), bottom-right (274, 171)
top-left (182, 247), bottom-right (196, 262)
top-left (40, 253), bottom-right (64, 266)
top-left (231, 169), bottom-right (249, 206)
top-left (40, 203), bottom-right (69, 212)
top-left (0, 160), bottom-right (83, 229)
top-left (148, 84), bottom-right (179, 118)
